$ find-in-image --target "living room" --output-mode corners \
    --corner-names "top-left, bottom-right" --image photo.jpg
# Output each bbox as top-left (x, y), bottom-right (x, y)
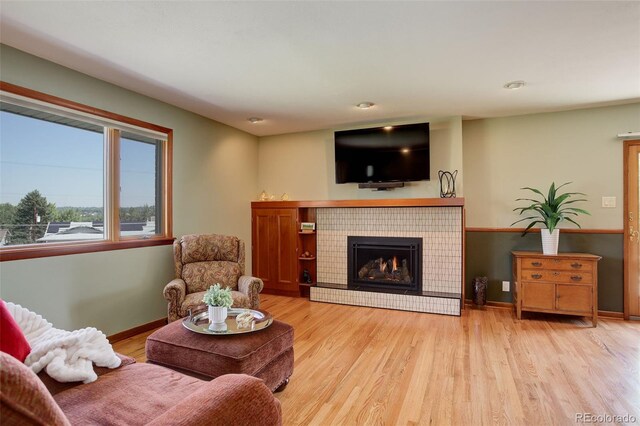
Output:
top-left (1, 2), bottom-right (639, 425)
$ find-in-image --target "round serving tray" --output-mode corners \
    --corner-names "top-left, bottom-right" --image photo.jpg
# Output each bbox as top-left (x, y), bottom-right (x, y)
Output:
top-left (182, 308), bottom-right (273, 335)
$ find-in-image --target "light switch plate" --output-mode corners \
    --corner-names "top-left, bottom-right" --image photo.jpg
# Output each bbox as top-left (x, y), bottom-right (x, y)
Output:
top-left (602, 196), bottom-right (616, 208)
top-left (502, 281), bottom-right (510, 292)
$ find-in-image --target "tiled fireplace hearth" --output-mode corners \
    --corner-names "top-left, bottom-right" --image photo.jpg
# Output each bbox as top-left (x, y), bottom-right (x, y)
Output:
top-left (310, 204), bottom-right (463, 316)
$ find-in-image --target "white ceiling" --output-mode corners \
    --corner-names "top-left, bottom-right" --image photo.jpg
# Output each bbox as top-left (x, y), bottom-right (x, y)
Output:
top-left (1, 1), bottom-right (639, 137)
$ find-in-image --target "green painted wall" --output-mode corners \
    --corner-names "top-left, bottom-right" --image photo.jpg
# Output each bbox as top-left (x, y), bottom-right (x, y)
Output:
top-left (465, 231), bottom-right (624, 312)
top-left (463, 103), bottom-right (640, 230)
top-left (0, 45), bottom-right (259, 335)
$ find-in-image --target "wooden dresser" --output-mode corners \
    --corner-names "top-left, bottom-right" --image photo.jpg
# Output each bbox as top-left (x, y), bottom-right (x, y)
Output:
top-left (512, 251), bottom-right (601, 327)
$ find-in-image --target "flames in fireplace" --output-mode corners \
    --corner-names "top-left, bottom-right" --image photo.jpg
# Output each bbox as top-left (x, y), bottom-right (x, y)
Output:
top-left (357, 255), bottom-right (411, 283)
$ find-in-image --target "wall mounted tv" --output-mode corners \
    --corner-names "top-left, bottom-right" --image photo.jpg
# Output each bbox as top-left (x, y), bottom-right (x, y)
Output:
top-left (335, 122), bottom-right (430, 189)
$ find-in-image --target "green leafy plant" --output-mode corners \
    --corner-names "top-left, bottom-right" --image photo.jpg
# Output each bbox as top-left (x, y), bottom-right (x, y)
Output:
top-left (202, 284), bottom-right (233, 308)
top-left (512, 182), bottom-right (590, 235)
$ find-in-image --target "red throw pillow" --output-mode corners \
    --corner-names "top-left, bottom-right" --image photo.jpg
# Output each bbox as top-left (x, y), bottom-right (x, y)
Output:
top-left (0, 299), bottom-right (31, 362)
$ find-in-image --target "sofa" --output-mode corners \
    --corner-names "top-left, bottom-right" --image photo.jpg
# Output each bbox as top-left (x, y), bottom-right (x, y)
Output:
top-left (164, 234), bottom-right (264, 322)
top-left (0, 351), bottom-right (282, 425)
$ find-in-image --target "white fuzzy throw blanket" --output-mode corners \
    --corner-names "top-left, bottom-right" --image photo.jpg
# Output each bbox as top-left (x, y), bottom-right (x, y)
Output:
top-left (6, 302), bottom-right (121, 383)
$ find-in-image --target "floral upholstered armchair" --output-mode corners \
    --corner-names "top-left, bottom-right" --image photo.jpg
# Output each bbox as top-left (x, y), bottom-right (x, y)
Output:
top-left (163, 234), bottom-right (264, 322)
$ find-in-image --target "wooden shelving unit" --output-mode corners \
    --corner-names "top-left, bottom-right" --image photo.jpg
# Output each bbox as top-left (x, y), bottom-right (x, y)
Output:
top-left (251, 198), bottom-right (465, 299)
top-left (297, 208), bottom-right (317, 297)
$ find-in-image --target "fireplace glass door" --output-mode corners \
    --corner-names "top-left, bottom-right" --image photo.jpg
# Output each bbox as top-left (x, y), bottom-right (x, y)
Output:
top-left (347, 236), bottom-right (422, 293)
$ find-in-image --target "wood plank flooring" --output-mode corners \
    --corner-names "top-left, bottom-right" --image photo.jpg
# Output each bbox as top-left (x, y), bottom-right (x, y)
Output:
top-left (113, 295), bottom-right (640, 425)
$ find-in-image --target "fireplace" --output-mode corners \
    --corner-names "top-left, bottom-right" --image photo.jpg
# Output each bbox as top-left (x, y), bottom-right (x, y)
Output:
top-left (347, 236), bottom-right (422, 293)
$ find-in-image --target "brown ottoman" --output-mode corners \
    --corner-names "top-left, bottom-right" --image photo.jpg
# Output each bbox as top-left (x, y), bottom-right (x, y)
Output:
top-left (145, 319), bottom-right (294, 392)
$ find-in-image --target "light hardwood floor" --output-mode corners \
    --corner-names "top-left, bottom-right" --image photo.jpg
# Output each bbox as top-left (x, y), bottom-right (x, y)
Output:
top-left (113, 295), bottom-right (640, 425)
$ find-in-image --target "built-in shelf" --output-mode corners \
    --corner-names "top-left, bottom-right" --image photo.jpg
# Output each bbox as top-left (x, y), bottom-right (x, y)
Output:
top-left (298, 231), bottom-right (316, 235)
top-left (298, 256), bottom-right (316, 261)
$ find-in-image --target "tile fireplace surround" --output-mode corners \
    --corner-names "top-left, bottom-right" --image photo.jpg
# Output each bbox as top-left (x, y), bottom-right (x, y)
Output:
top-left (309, 199), bottom-right (464, 316)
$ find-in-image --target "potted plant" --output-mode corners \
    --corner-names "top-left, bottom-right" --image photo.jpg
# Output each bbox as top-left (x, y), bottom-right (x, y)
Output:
top-left (202, 283), bottom-right (233, 324)
top-left (512, 182), bottom-right (590, 255)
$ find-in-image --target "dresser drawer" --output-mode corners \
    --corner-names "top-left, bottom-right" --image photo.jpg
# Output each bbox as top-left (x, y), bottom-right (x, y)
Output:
top-left (521, 269), bottom-right (593, 285)
top-left (522, 257), bottom-right (594, 272)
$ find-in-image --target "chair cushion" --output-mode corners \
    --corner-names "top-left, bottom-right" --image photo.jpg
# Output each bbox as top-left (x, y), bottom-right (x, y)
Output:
top-left (179, 292), bottom-right (251, 318)
top-left (182, 261), bottom-right (242, 293)
top-left (0, 351), bottom-right (70, 426)
top-left (38, 353), bottom-right (136, 396)
top-left (0, 300), bottom-right (31, 362)
top-left (53, 363), bottom-right (204, 425)
top-left (180, 234), bottom-right (239, 264)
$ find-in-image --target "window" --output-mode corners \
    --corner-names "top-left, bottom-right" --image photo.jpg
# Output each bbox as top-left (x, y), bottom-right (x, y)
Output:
top-left (120, 133), bottom-right (162, 238)
top-left (0, 82), bottom-right (173, 260)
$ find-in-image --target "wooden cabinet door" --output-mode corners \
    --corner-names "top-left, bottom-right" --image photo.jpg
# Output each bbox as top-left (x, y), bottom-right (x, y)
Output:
top-left (521, 282), bottom-right (555, 310)
top-left (556, 284), bottom-right (592, 314)
top-left (252, 209), bottom-right (276, 289)
top-left (273, 209), bottom-right (298, 292)
top-left (252, 208), bottom-right (298, 294)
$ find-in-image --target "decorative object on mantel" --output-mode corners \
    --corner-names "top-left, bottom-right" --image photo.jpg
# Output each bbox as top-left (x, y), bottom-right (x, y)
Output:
top-left (202, 284), bottom-right (233, 324)
top-left (472, 276), bottom-right (488, 306)
top-left (258, 190), bottom-right (275, 201)
top-left (281, 193), bottom-right (290, 201)
top-left (511, 182), bottom-right (590, 255)
top-left (438, 170), bottom-right (458, 198)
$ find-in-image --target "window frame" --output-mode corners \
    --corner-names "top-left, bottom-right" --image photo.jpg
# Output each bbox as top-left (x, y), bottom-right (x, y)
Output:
top-left (0, 82), bottom-right (173, 261)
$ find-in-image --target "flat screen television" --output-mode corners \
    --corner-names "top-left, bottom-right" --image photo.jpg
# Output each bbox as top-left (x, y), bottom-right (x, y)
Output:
top-left (335, 122), bottom-right (430, 184)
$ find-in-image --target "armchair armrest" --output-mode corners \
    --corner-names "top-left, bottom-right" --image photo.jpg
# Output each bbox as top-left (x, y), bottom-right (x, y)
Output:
top-left (238, 275), bottom-right (264, 309)
top-left (163, 278), bottom-right (186, 322)
top-left (147, 374), bottom-right (282, 426)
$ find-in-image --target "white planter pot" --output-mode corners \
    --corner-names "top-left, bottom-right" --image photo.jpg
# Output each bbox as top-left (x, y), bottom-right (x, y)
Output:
top-left (208, 306), bottom-right (228, 324)
top-left (541, 228), bottom-right (560, 255)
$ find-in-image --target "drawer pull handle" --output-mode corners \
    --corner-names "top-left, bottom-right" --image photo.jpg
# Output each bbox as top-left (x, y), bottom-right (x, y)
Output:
top-left (531, 262), bottom-right (542, 267)
top-left (571, 275), bottom-right (583, 282)
top-left (531, 274), bottom-right (542, 279)
top-left (552, 272), bottom-right (560, 276)
top-left (571, 263), bottom-right (583, 269)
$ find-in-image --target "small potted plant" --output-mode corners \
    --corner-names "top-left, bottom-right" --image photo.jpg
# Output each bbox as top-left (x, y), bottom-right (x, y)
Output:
top-left (202, 283), bottom-right (233, 324)
top-left (512, 182), bottom-right (590, 255)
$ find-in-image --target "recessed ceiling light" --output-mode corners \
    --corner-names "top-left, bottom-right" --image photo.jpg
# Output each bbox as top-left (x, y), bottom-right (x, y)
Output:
top-left (504, 80), bottom-right (526, 90)
top-left (384, 126), bottom-right (393, 130)
top-left (356, 102), bottom-right (375, 109)
top-left (247, 117), bottom-right (264, 123)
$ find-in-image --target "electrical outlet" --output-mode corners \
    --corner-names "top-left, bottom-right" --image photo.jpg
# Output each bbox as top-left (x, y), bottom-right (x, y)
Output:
top-left (602, 196), bottom-right (616, 208)
top-left (502, 281), bottom-right (510, 292)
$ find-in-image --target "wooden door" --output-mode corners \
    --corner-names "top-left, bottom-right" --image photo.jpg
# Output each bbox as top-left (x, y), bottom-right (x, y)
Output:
top-left (252, 209), bottom-right (276, 289)
top-left (273, 208), bottom-right (298, 292)
top-left (624, 141), bottom-right (640, 319)
top-left (521, 281), bottom-right (555, 310)
top-left (556, 285), bottom-right (591, 314)
top-left (251, 208), bottom-right (298, 295)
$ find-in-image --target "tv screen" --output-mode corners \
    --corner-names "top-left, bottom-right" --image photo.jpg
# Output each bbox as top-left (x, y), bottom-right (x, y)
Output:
top-left (335, 122), bottom-right (430, 184)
